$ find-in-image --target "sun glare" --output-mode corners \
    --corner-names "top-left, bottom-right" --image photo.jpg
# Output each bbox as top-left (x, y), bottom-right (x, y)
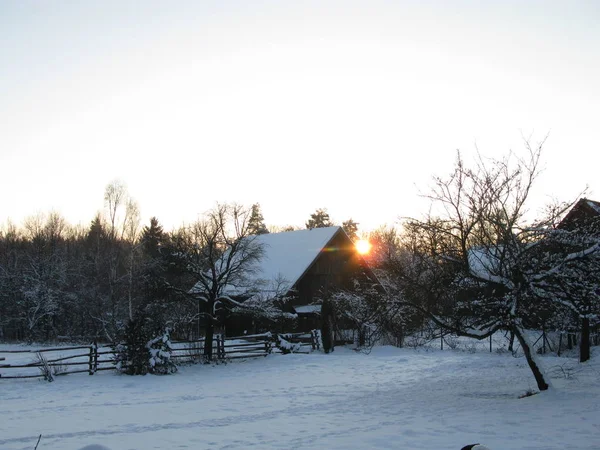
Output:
top-left (355, 239), bottom-right (372, 255)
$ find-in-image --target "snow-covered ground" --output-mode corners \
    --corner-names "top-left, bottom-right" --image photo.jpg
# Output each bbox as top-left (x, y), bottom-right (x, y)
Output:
top-left (1, 344), bottom-right (599, 450)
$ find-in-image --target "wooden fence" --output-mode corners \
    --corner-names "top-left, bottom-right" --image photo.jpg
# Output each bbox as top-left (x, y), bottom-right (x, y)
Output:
top-left (277, 331), bottom-right (321, 353)
top-left (0, 330), bottom-right (321, 380)
top-left (0, 342), bottom-right (113, 379)
top-left (169, 332), bottom-right (274, 362)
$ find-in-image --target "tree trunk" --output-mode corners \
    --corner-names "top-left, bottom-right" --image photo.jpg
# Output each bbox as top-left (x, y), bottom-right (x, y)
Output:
top-left (203, 300), bottom-right (215, 362)
top-left (204, 321), bottom-right (214, 361)
top-left (512, 325), bottom-right (550, 391)
top-left (128, 248), bottom-right (134, 321)
top-left (508, 330), bottom-right (515, 353)
top-left (580, 317), bottom-right (590, 363)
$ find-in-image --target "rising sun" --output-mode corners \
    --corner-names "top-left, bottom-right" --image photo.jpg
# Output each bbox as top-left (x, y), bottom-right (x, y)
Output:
top-left (355, 239), bottom-right (372, 255)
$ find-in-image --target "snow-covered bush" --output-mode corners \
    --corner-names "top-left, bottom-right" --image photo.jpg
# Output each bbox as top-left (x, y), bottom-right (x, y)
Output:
top-left (113, 311), bottom-right (177, 375)
top-left (275, 334), bottom-right (303, 354)
top-left (147, 329), bottom-right (177, 375)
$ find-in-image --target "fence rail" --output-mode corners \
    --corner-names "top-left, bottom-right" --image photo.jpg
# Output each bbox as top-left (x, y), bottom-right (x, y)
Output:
top-left (0, 330), bottom-right (321, 380)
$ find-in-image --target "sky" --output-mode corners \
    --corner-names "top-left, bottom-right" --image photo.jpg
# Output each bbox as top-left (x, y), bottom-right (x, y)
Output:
top-left (1, 1), bottom-right (599, 233)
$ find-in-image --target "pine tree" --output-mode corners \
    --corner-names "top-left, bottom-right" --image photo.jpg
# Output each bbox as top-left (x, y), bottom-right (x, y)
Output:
top-left (141, 217), bottom-right (164, 258)
top-left (114, 307), bottom-right (177, 375)
top-left (87, 214), bottom-right (105, 245)
top-left (306, 208), bottom-right (333, 229)
top-left (248, 204), bottom-right (269, 235)
top-left (342, 219), bottom-right (359, 241)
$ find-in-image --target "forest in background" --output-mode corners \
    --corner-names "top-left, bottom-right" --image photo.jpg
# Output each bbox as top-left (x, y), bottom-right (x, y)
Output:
top-left (2, 143), bottom-right (600, 390)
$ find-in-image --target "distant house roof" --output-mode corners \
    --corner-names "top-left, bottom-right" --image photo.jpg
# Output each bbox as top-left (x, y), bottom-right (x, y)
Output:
top-left (294, 304), bottom-right (322, 314)
top-left (239, 226), bottom-right (343, 295)
top-left (190, 226), bottom-right (348, 298)
top-left (559, 198), bottom-right (600, 230)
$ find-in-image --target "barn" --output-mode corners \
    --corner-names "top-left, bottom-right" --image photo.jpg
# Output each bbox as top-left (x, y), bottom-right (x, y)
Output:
top-left (219, 226), bottom-right (380, 335)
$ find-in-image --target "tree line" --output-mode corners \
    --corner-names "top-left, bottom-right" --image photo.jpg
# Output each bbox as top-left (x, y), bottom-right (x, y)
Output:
top-left (1, 141), bottom-right (599, 389)
top-left (0, 182), bottom-right (355, 349)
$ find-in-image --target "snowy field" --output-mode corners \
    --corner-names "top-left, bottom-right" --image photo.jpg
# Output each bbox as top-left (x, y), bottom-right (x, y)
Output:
top-left (1, 343), bottom-right (599, 450)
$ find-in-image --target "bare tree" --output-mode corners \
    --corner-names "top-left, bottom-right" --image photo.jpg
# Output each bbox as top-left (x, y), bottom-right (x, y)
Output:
top-left (394, 140), bottom-right (586, 391)
top-left (123, 199), bottom-right (141, 320)
top-left (168, 204), bottom-right (266, 360)
top-left (104, 179), bottom-right (128, 240)
top-left (19, 213), bottom-right (68, 341)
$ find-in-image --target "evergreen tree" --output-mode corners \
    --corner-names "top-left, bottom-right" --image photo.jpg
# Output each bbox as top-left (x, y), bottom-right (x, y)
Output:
top-left (114, 315), bottom-right (152, 375)
top-left (141, 217), bottom-right (165, 258)
top-left (342, 219), bottom-right (359, 241)
top-left (306, 208), bottom-right (333, 229)
top-left (248, 204), bottom-right (269, 235)
top-left (87, 214), bottom-right (105, 245)
top-left (114, 307), bottom-right (177, 375)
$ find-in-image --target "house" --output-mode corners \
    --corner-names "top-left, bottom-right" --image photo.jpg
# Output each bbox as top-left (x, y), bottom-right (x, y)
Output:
top-left (217, 226), bottom-right (380, 334)
top-left (559, 198), bottom-right (600, 230)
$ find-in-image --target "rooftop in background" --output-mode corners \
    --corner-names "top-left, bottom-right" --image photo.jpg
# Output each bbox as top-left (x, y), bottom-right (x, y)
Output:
top-left (559, 198), bottom-right (600, 230)
top-left (236, 226), bottom-right (343, 295)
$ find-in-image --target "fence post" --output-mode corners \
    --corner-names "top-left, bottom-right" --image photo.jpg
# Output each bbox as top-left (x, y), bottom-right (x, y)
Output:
top-left (88, 342), bottom-right (97, 375)
top-left (93, 340), bottom-right (99, 371)
top-left (220, 334), bottom-right (225, 360)
top-left (489, 334), bottom-right (492, 353)
top-left (557, 332), bottom-right (563, 357)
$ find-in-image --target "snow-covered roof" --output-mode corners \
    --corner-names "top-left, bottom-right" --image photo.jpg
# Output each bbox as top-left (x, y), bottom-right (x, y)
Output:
top-left (586, 199), bottom-right (600, 215)
top-left (208, 226), bottom-right (342, 297)
top-left (468, 246), bottom-right (514, 289)
top-left (293, 304), bottom-right (322, 314)
top-left (244, 226), bottom-right (341, 294)
top-left (468, 247), bottom-right (500, 279)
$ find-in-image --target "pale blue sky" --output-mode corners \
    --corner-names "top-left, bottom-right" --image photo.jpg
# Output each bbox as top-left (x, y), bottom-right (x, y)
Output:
top-left (1, 1), bottom-right (599, 231)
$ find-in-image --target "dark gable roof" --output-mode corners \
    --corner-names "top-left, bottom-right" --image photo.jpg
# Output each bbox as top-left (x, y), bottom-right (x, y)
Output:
top-left (559, 198), bottom-right (600, 230)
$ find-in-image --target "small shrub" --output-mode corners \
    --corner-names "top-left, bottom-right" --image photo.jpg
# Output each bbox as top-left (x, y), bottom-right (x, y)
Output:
top-left (463, 341), bottom-right (479, 354)
top-left (51, 360), bottom-right (69, 377)
top-left (405, 334), bottom-right (431, 349)
top-left (548, 362), bottom-right (580, 380)
top-left (276, 334), bottom-right (302, 354)
top-left (444, 335), bottom-right (460, 349)
top-left (34, 352), bottom-right (53, 382)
